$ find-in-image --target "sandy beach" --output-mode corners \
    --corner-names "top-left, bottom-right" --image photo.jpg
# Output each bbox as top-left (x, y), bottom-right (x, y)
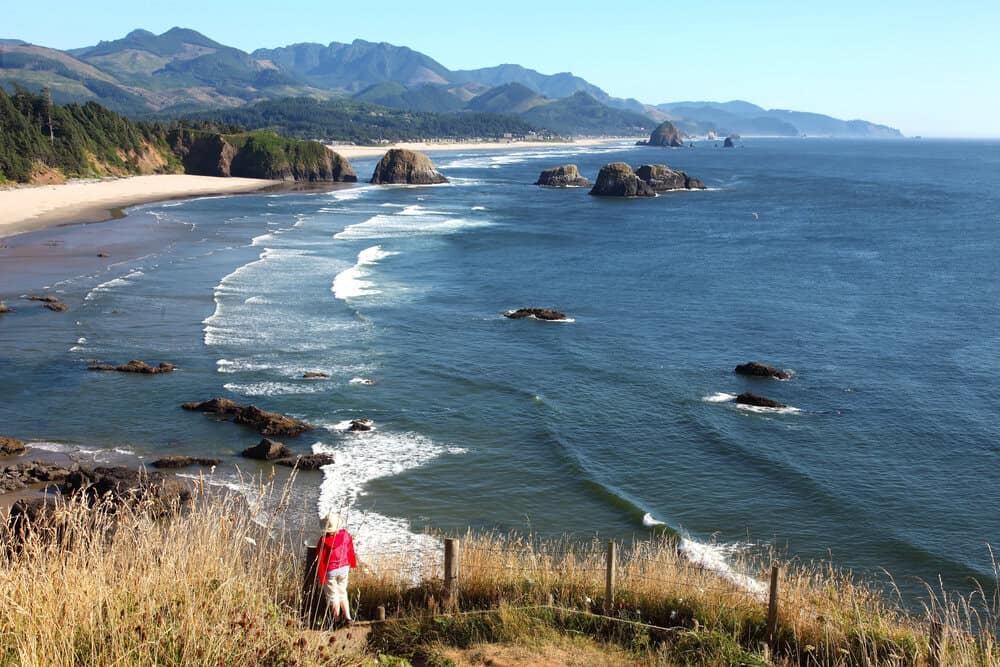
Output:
top-left (0, 175), bottom-right (279, 239)
top-left (329, 137), bottom-right (628, 159)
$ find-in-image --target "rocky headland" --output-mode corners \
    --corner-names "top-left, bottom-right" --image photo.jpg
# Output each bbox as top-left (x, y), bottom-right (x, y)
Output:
top-left (370, 149), bottom-right (448, 185)
top-left (534, 164), bottom-right (593, 187)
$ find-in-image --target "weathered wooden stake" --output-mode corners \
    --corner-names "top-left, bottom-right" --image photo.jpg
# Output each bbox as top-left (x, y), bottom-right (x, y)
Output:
top-left (444, 538), bottom-right (460, 608)
top-left (376, 605), bottom-right (386, 622)
top-left (928, 620), bottom-right (943, 667)
top-left (605, 540), bottom-right (617, 612)
top-left (765, 564), bottom-right (780, 649)
top-left (301, 545), bottom-right (322, 626)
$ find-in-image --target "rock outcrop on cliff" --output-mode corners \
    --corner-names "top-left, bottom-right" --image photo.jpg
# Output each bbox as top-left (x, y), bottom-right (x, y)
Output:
top-left (370, 149), bottom-right (448, 184)
top-left (634, 164), bottom-right (706, 191)
top-left (182, 398), bottom-right (314, 437)
top-left (534, 164), bottom-right (592, 187)
top-left (646, 121), bottom-right (684, 147)
top-left (589, 163), bottom-right (655, 197)
top-left (168, 129), bottom-right (357, 182)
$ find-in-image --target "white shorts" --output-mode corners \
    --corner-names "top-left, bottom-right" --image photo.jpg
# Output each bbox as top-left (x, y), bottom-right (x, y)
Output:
top-left (324, 567), bottom-right (350, 610)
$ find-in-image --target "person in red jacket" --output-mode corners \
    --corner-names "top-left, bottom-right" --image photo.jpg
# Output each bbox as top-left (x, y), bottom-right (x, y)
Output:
top-left (316, 513), bottom-right (358, 623)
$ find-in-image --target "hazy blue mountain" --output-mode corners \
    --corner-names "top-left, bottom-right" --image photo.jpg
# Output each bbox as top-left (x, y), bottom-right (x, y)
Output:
top-left (451, 64), bottom-right (609, 101)
top-left (464, 82), bottom-right (548, 114)
top-left (765, 109), bottom-right (902, 137)
top-left (252, 39), bottom-right (451, 91)
top-left (664, 105), bottom-right (798, 136)
top-left (353, 81), bottom-right (465, 113)
top-left (521, 92), bottom-right (652, 136)
top-left (658, 100), bottom-right (766, 116)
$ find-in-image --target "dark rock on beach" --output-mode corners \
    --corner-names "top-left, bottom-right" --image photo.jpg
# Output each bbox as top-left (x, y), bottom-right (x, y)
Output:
top-left (61, 466), bottom-right (191, 512)
top-left (302, 371), bottom-right (330, 379)
top-left (734, 362), bottom-right (790, 380)
top-left (88, 360), bottom-right (176, 374)
top-left (504, 308), bottom-right (569, 321)
top-left (534, 164), bottom-right (592, 187)
top-left (646, 121), bottom-right (684, 147)
top-left (634, 164), bottom-right (706, 191)
top-left (1, 436), bottom-right (26, 456)
top-left (150, 456), bottom-right (222, 469)
top-left (1, 460), bottom-right (75, 493)
top-left (242, 438), bottom-right (292, 460)
top-left (735, 392), bottom-right (787, 409)
top-left (182, 398), bottom-right (314, 437)
top-left (370, 149), bottom-right (448, 185)
top-left (275, 453), bottom-right (335, 470)
top-left (589, 163), bottom-right (655, 197)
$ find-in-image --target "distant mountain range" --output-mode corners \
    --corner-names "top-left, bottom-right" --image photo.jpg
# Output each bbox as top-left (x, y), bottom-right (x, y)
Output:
top-left (0, 27), bottom-right (902, 138)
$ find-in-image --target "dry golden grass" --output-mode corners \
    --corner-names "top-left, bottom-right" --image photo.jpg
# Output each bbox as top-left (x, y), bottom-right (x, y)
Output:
top-left (1, 475), bottom-right (996, 666)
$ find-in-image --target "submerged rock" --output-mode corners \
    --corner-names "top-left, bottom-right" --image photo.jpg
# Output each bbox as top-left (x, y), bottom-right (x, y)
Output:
top-left (735, 392), bottom-right (786, 408)
top-left (734, 362), bottom-right (790, 380)
top-left (504, 308), bottom-right (569, 321)
top-left (26, 295), bottom-right (59, 303)
top-left (534, 164), bottom-right (592, 187)
top-left (44, 302), bottom-right (68, 312)
top-left (242, 438), bottom-right (292, 460)
top-left (0, 436), bottom-right (26, 455)
top-left (370, 149), bottom-right (448, 185)
top-left (589, 163), bottom-right (655, 197)
top-left (150, 456), bottom-right (222, 469)
top-left (634, 164), bottom-right (706, 191)
top-left (275, 453), bottom-right (335, 470)
top-left (646, 121), bottom-right (684, 147)
top-left (88, 360), bottom-right (176, 374)
top-left (182, 398), bottom-right (314, 437)
top-left (302, 371), bottom-right (329, 379)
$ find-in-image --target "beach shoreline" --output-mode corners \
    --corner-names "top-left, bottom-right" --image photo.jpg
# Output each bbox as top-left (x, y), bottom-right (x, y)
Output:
top-left (0, 174), bottom-right (283, 240)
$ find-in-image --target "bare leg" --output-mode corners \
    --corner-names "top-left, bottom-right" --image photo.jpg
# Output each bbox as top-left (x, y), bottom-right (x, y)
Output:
top-left (338, 575), bottom-right (352, 621)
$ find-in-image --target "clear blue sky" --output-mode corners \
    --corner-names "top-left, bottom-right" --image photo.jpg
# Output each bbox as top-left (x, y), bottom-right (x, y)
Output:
top-left (5, 0), bottom-right (998, 136)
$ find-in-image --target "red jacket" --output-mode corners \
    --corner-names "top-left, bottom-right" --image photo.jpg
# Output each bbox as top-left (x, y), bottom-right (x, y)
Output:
top-left (316, 529), bottom-right (357, 585)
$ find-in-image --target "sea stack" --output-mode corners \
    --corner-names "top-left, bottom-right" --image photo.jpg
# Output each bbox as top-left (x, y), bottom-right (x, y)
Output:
top-left (370, 149), bottom-right (448, 185)
top-left (634, 164), bottom-right (706, 191)
top-left (589, 163), bottom-right (655, 197)
top-left (646, 121), bottom-right (684, 147)
top-left (723, 136), bottom-right (736, 148)
top-left (534, 164), bottom-right (592, 187)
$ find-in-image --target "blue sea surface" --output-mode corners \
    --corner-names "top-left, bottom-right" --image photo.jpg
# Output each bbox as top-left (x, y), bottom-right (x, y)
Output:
top-left (2, 138), bottom-right (998, 598)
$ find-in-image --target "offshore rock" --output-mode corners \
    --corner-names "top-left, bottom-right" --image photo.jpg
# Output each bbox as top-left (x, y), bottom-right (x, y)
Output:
top-left (242, 438), bottom-right (292, 460)
top-left (534, 164), bottom-right (592, 187)
top-left (370, 149), bottom-right (448, 185)
top-left (88, 360), bottom-right (176, 374)
top-left (182, 398), bottom-right (314, 437)
top-left (589, 163), bottom-right (655, 197)
top-left (646, 121), bottom-right (684, 147)
top-left (302, 371), bottom-right (330, 379)
top-left (735, 392), bottom-right (786, 409)
top-left (44, 302), bottom-right (68, 312)
top-left (150, 456), bottom-right (222, 469)
top-left (0, 301), bottom-right (12, 314)
top-left (723, 136), bottom-right (735, 148)
top-left (26, 295), bottom-right (59, 303)
top-left (504, 308), bottom-right (568, 321)
top-left (734, 362), bottom-right (790, 380)
top-left (275, 453), bottom-right (335, 470)
top-left (634, 164), bottom-right (706, 191)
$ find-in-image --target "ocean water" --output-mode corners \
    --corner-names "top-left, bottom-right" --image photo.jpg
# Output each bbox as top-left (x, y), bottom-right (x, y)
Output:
top-left (2, 138), bottom-right (999, 599)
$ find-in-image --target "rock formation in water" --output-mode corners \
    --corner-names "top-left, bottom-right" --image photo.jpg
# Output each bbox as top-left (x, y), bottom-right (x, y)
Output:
top-left (734, 362), bottom-right (790, 380)
top-left (634, 164), bottom-right (706, 191)
top-left (150, 456), bottom-right (222, 469)
top-left (242, 438), bottom-right (293, 460)
top-left (0, 302), bottom-right (12, 314)
top-left (302, 371), bottom-right (329, 379)
top-left (275, 453), bottom-right (335, 469)
top-left (44, 302), bottom-right (68, 312)
top-left (735, 392), bottom-right (786, 408)
top-left (589, 163), bottom-right (655, 197)
top-left (182, 398), bottom-right (314, 437)
top-left (0, 436), bottom-right (26, 455)
top-left (504, 308), bottom-right (569, 321)
top-left (370, 149), bottom-right (448, 184)
top-left (723, 136), bottom-right (735, 148)
top-left (88, 360), bottom-right (176, 374)
top-left (534, 164), bottom-right (592, 187)
top-left (348, 419), bottom-right (374, 432)
top-left (646, 121), bottom-right (684, 147)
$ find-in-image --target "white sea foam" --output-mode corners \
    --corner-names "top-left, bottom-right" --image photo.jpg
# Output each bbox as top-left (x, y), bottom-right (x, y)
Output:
top-left (243, 296), bottom-right (270, 305)
top-left (334, 214), bottom-right (490, 241)
top-left (350, 377), bottom-right (377, 385)
top-left (398, 204), bottom-right (446, 216)
top-left (331, 245), bottom-right (399, 300)
top-left (702, 392), bottom-right (737, 403)
top-left (642, 512), bottom-right (666, 527)
top-left (679, 538), bottom-right (768, 598)
top-left (223, 381), bottom-right (326, 397)
top-left (471, 206), bottom-right (487, 211)
top-left (84, 269), bottom-right (145, 300)
top-left (736, 404), bottom-right (801, 415)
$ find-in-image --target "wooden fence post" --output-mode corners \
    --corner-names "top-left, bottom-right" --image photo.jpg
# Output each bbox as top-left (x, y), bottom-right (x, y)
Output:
top-left (766, 564), bottom-right (779, 649)
top-left (928, 620), bottom-right (943, 667)
top-left (444, 538), bottom-right (460, 609)
top-left (377, 605), bottom-right (386, 622)
top-left (301, 545), bottom-right (322, 627)
top-left (605, 540), bottom-right (617, 612)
